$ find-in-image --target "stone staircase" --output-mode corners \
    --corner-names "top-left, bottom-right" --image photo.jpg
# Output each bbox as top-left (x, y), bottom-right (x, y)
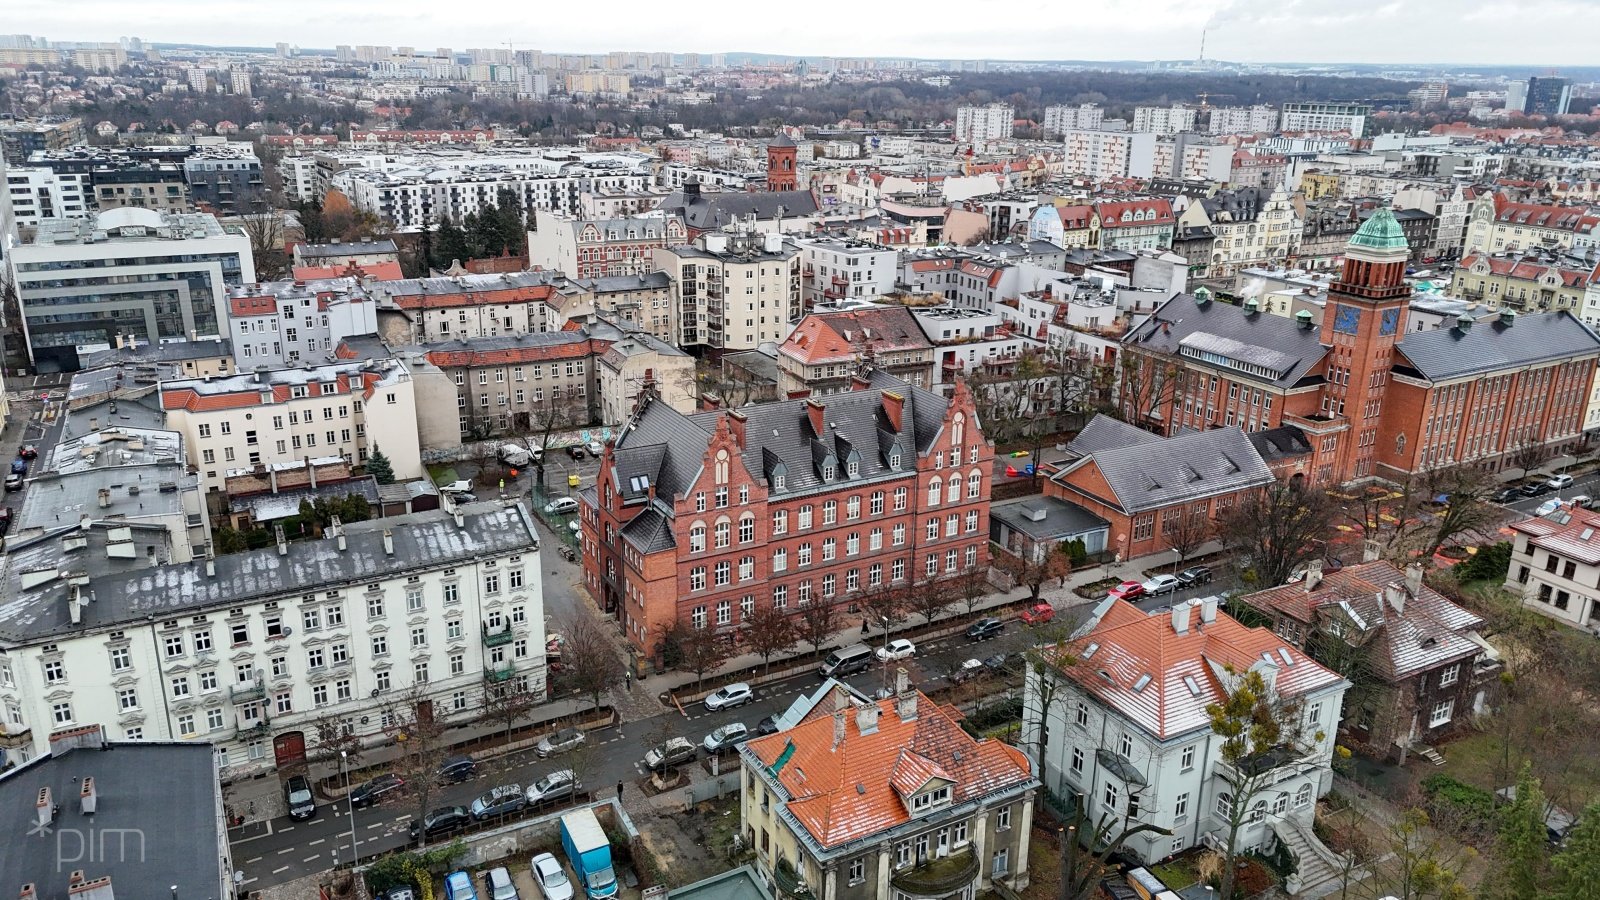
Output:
top-left (1272, 816), bottom-right (1346, 897)
top-left (1416, 745), bottom-right (1447, 766)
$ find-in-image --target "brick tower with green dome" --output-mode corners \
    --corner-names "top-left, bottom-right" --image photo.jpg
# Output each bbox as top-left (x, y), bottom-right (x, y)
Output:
top-left (1317, 207), bottom-right (1412, 480)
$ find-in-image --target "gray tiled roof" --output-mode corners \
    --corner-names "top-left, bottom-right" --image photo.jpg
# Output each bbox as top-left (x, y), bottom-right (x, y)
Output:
top-left (297, 238), bottom-right (399, 258)
top-left (1124, 293), bottom-right (1328, 388)
top-left (1393, 311), bottom-right (1600, 382)
top-left (1249, 425), bottom-right (1313, 463)
top-left (610, 371), bottom-right (944, 507)
top-left (1065, 414), bottom-right (1158, 458)
top-left (990, 496), bottom-right (1109, 541)
top-left (1055, 426), bottom-right (1273, 515)
top-left (620, 505), bottom-right (676, 553)
top-left (662, 188), bottom-right (820, 230)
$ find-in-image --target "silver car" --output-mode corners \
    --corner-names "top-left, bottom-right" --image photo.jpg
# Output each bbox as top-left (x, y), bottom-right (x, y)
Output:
top-left (536, 726), bottom-right (586, 758)
top-left (484, 866), bottom-right (519, 900)
top-left (530, 853), bottom-right (574, 900)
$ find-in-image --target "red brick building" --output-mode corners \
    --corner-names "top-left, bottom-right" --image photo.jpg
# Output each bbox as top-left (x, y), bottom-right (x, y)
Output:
top-left (1120, 209), bottom-right (1600, 484)
top-left (580, 372), bottom-right (994, 660)
top-left (766, 134), bottom-right (798, 192)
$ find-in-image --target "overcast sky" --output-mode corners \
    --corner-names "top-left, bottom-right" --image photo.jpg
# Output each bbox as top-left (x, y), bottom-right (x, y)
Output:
top-left (9, 0), bottom-right (1593, 67)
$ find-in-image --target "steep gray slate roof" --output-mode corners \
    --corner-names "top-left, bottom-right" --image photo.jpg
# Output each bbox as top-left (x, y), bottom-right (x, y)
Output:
top-left (1059, 426), bottom-right (1273, 515)
top-left (662, 188), bottom-right (820, 230)
top-left (1125, 293), bottom-right (1329, 389)
top-left (610, 372), bottom-right (942, 506)
top-left (620, 505), bottom-right (676, 553)
top-left (1393, 311), bottom-right (1600, 382)
top-left (1065, 414), bottom-right (1159, 458)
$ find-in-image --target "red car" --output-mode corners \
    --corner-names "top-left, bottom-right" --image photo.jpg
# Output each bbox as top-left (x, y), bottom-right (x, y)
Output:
top-left (1107, 580), bottom-right (1146, 601)
top-left (1020, 602), bottom-right (1055, 625)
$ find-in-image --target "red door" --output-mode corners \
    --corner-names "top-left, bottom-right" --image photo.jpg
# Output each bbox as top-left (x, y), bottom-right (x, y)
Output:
top-left (273, 731), bottom-right (307, 768)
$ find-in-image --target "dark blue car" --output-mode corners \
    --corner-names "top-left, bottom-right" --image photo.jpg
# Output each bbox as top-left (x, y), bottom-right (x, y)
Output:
top-left (9, 458), bottom-right (26, 475)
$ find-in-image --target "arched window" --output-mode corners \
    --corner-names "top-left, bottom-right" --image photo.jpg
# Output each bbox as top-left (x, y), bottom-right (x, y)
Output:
top-left (967, 470), bottom-right (983, 500)
top-left (739, 514), bottom-right (756, 544)
top-left (715, 449), bottom-right (730, 485)
top-left (927, 477), bottom-right (942, 506)
top-left (689, 523), bottom-right (706, 554)
top-left (714, 518), bottom-right (731, 549)
top-left (947, 479), bottom-right (960, 503)
top-left (951, 413), bottom-right (965, 449)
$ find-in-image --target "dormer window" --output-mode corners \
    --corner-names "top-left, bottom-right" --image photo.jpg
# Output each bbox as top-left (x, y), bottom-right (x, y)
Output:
top-left (770, 464), bottom-right (787, 492)
top-left (822, 464), bottom-right (836, 482)
top-left (911, 785), bottom-right (952, 813)
top-left (888, 451), bottom-right (902, 470)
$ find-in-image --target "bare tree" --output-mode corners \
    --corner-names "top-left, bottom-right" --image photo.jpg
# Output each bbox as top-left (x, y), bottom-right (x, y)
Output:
top-left (904, 575), bottom-right (956, 627)
top-left (656, 620), bottom-right (731, 691)
top-left (966, 354), bottom-right (1049, 450)
top-left (741, 605), bottom-right (798, 675)
top-left (954, 565), bottom-right (994, 618)
top-left (1509, 434), bottom-right (1547, 476)
top-left (995, 545), bottom-right (1071, 602)
top-left (1164, 503), bottom-right (1214, 573)
top-left (795, 599), bottom-right (842, 656)
top-left (241, 209), bottom-right (289, 281)
top-left (857, 578), bottom-right (908, 633)
top-left (1206, 667), bottom-right (1316, 900)
top-left (381, 683), bottom-right (457, 847)
top-left (562, 610), bottom-right (626, 713)
top-left (305, 711), bottom-right (364, 768)
top-left (516, 392), bottom-right (591, 490)
top-left (1042, 340), bottom-right (1113, 431)
top-left (1217, 483), bottom-right (1338, 588)
top-left (481, 677), bottom-right (538, 752)
top-left (1116, 350), bottom-right (1182, 428)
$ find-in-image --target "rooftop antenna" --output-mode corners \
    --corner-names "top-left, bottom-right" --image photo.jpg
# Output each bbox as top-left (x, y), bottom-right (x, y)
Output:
top-left (1198, 27), bottom-right (1206, 63)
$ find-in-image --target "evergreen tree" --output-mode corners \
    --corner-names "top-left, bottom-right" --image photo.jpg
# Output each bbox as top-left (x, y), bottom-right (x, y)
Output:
top-left (1485, 762), bottom-right (1549, 900)
top-left (366, 447), bottom-right (395, 484)
top-left (433, 215), bottom-right (470, 268)
top-left (1551, 802), bottom-right (1600, 900)
top-left (466, 209), bottom-right (502, 259)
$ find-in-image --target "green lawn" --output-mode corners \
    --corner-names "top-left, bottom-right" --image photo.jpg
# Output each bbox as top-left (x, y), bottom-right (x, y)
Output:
top-left (1148, 860), bottom-right (1198, 890)
top-left (428, 464), bottom-right (458, 485)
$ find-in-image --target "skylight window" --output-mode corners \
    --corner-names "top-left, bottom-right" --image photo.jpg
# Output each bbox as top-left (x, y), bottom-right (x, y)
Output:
top-left (1082, 642), bottom-right (1099, 659)
top-left (1277, 648), bottom-right (1295, 667)
top-left (1132, 674), bottom-right (1152, 692)
top-left (1582, 528), bottom-right (1594, 541)
top-left (1182, 675), bottom-right (1201, 696)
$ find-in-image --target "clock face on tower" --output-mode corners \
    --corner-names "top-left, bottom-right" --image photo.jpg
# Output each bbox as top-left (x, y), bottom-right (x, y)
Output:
top-left (1380, 307), bottom-right (1401, 336)
top-left (1333, 305), bottom-right (1363, 335)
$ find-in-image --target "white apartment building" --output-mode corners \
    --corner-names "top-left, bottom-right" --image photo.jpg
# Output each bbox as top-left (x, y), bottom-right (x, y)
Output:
top-left (1132, 104), bottom-right (1198, 136)
top-left (1061, 129), bottom-right (1157, 181)
top-left (526, 210), bottom-right (686, 280)
top-left (793, 236), bottom-right (897, 307)
top-left (1042, 104), bottom-right (1104, 138)
top-left (278, 155), bottom-right (318, 203)
top-left (1209, 105), bottom-right (1279, 135)
top-left (336, 164), bottom-right (651, 231)
top-left (1281, 102), bottom-right (1371, 137)
top-left (1023, 597), bottom-right (1348, 869)
top-left (6, 208), bottom-right (254, 370)
top-left (0, 503), bottom-right (545, 778)
top-left (954, 104), bottom-right (1015, 143)
top-left (4, 166), bottom-right (90, 225)
top-left (225, 280), bottom-right (380, 369)
top-left (160, 358), bottom-right (424, 492)
top-left (656, 230), bottom-right (801, 353)
top-left (370, 272), bottom-right (563, 344)
top-left (1505, 504), bottom-right (1600, 631)
top-left (1152, 139), bottom-right (1234, 182)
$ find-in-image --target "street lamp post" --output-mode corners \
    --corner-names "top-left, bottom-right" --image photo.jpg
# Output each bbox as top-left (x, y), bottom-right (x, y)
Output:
top-left (341, 750), bottom-right (358, 867)
top-left (880, 616), bottom-right (890, 694)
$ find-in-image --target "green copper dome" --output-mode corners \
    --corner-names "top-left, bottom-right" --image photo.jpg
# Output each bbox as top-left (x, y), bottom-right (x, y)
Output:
top-left (1349, 208), bottom-right (1409, 251)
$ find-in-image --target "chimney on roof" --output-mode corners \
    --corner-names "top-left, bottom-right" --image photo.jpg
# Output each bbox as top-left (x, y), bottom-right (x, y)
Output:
top-left (36, 787), bottom-right (53, 831)
top-left (382, 528), bottom-right (395, 555)
top-left (453, 506), bottom-right (465, 528)
top-left (97, 488), bottom-right (110, 509)
top-left (1362, 539), bottom-right (1381, 563)
top-left (1384, 584), bottom-right (1406, 616)
top-left (331, 515), bottom-right (346, 551)
top-left (204, 542), bottom-right (216, 578)
top-left (805, 397), bottom-right (826, 437)
top-left (856, 701), bottom-right (880, 735)
top-left (68, 584), bottom-right (84, 626)
top-left (1200, 595), bottom-right (1218, 625)
top-left (275, 524), bottom-right (288, 556)
top-left (699, 392), bottom-right (723, 412)
top-left (832, 705), bottom-right (847, 750)
top-left (881, 390), bottom-right (905, 433)
top-left (1171, 600), bottom-right (1192, 634)
top-left (728, 410), bottom-right (747, 449)
top-left (79, 776), bottom-right (97, 815)
top-left (306, 456), bottom-right (318, 489)
top-left (894, 666), bottom-right (917, 721)
top-left (20, 884), bottom-right (36, 900)
top-left (1304, 559), bottom-right (1323, 592)
top-left (68, 874), bottom-right (114, 900)
top-left (1404, 562), bottom-right (1424, 598)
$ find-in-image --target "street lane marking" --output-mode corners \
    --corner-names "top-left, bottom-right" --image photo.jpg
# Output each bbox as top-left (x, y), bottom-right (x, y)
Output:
top-left (244, 857), bottom-right (262, 864)
top-left (367, 822), bottom-right (384, 830)
top-left (307, 838), bottom-right (325, 846)
top-left (277, 848), bottom-right (294, 855)
top-left (303, 855), bottom-right (321, 863)
top-left (272, 867), bottom-right (289, 875)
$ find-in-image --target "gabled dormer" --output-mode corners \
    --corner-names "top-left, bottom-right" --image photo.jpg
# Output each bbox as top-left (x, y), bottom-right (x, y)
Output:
top-left (890, 749), bottom-right (957, 817)
top-left (811, 438), bottom-right (837, 483)
top-left (763, 447), bottom-right (787, 494)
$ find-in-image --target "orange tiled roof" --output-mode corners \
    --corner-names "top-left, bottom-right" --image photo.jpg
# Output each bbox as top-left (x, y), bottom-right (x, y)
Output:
top-left (745, 692), bottom-right (1033, 850)
top-left (1054, 600), bottom-right (1343, 740)
top-left (1096, 198), bottom-right (1175, 229)
top-left (291, 261), bottom-right (405, 281)
top-left (779, 307), bottom-right (932, 366)
top-left (1460, 253), bottom-right (1590, 287)
top-left (425, 340), bottom-right (596, 368)
top-left (389, 284), bottom-right (557, 310)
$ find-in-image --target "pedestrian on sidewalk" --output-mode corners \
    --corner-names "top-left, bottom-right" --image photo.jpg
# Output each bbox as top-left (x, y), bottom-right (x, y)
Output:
top-left (616, 781), bottom-right (624, 801)
top-left (861, 619), bottom-right (869, 635)
top-left (624, 670), bottom-right (631, 690)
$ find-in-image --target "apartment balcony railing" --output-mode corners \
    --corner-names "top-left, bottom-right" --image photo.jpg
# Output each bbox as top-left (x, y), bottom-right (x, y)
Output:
top-left (890, 848), bottom-right (979, 898)
top-left (484, 662), bottom-right (516, 684)
top-left (482, 623), bottom-right (515, 647)
top-left (229, 679), bottom-right (266, 703)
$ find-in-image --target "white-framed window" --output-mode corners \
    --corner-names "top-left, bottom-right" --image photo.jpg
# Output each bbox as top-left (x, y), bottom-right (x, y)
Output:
top-left (1294, 783), bottom-right (1313, 809)
top-left (1429, 699), bottom-right (1455, 727)
top-left (1181, 744), bottom-right (1195, 771)
top-left (1070, 746), bottom-right (1084, 774)
top-left (1175, 792), bottom-right (1189, 819)
top-left (1438, 663), bottom-right (1460, 688)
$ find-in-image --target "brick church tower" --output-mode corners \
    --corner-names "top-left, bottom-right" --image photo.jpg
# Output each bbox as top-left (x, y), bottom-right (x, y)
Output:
top-left (1317, 208), bottom-right (1411, 481)
top-left (766, 133), bottom-right (797, 192)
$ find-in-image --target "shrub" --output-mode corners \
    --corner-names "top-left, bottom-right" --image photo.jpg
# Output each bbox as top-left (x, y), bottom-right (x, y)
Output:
top-left (1454, 541), bottom-right (1512, 583)
top-left (1421, 773), bottom-right (1497, 829)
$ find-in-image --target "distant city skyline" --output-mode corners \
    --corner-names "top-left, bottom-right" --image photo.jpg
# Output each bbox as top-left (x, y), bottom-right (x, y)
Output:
top-left (7, 0), bottom-right (1596, 67)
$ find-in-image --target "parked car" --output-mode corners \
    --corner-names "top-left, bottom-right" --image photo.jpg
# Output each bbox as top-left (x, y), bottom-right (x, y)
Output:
top-left (284, 775), bottom-right (317, 820)
top-left (586, 440), bottom-right (604, 457)
top-left (4, 473), bottom-right (21, 493)
top-left (442, 870), bottom-right (478, 900)
top-left (530, 852), bottom-right (575, 900)
top-left (1019, 602), bottom-right (1055, 625)
top-left (982, 653), bottom-right (1010, 674)
top-left (1141, 574), bottom-right (1182, 596)
top-left (439, 480), bottom-right (472, 494)
top-left (702, 722), bottom-right (751, 753)
top-left (537, 726), bottom-right (586, 758)
top-left (1536, 497), bottom-right (1564, 517)
top-left (437, 755), bottom-right (477, 784)
top-left (1176, 565), bottom-right (1213, 586)
top-left (544, 497), bottom-right (580, 516)
top-left (703, 682), bottom-right (753, 710)
top-left (17, 445), bottom-right (36, 460)
top-left (455, 492), bottom-right (479, 503)
top-left (1108, 580), bottom-right (1146, 600)
top-left (484, 867), bottom-right (519, 900)
top-left (1522, 481), bottom-right (1553, 497)
top-left (754, 715), bottom-right (782, 736)
top-left (9, 458), bottom-right (27, 475)
top-left (348, 773), bottom-right (405, 809)
top-left (1492, 487), bottom-right (1523, 504)
top-left (525, 769), bottom-right (580, 806)
top-left (644, 737), bottom-right (697, 772)
top-left (565, 445), bottom-right (586, 460)
top-left (875, 638), bottom-right (916, 661)
top-left (1571, 495), bottom-right (1594, 510)
top-left (384, 889), bottom-right (417, 900)
top-left (410, 806), bottom-right (472, 842)
top-left (966, 617), bottom-right (1004, 641)
top-left (1548, 473), bottom-right (1575, 490)
top-left (0, 507), bottom-right (13, 536)
top-left (470, 784), bottom-right (528, 820)
top-left (949, 659), bottom-right (985, 684)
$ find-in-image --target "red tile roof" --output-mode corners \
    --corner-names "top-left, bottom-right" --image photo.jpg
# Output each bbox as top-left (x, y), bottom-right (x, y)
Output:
top-left (291, 261), bottom-right (405, 281)
top-left (424, 339), bottom-right (599, 368)
top-left (1509, 503), bottom-right (1600, 565)
top-left (1095, 198), bottom-right (1176, 230)
top-left (779, 307), bottom-right (932, 366)
top-left (745, 691), bottom-right (1032, 850)
top-left (1053, 600), bottom-right (1343, 740)
top-left (1460, 253), bottom-right (1592, 288)
top-left (389, 284), bottom-right (558, 310)
top-left (1055, 205), bottom-right (1095, 229)
top-left (1491, 199), bottom-right (1599, 233)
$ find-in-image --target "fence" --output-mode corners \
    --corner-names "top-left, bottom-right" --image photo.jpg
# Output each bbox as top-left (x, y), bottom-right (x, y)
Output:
top-left (530, 484), bottom-right (582, 549)
top-left (685, 771), bottom-right (742, 806)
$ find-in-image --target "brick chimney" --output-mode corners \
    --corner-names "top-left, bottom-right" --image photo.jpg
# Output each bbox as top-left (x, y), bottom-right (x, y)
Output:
top-left (699, 392), bottom-right (723, 412)
top-left (1404, 562), bottom-right (1424, 598)
top-left (832, 706), bottom-right (847, 750)
top-left (894, 666), bottom-right (917, 721)
top-left (727, 410), bottom-right (747, 450)
top-left (67, 874), bottom-right (114, 900)
top-left (1304, 559), bottom-right (1323, 592)
top-left (850, 371), bottom-right (873, 392)
top-left (881, 390), bottom-right (905, 432)
top-left (805, 397), bottom-right (826, 437)
top-left (79, 776), bottom-right (96, 815)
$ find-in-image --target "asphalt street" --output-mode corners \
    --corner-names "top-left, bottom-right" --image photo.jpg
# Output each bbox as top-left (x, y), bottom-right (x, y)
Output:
top-left (1498, 468), bottom-right (1600, 516)
top-left (231, 613), bottom-right (1047, 891)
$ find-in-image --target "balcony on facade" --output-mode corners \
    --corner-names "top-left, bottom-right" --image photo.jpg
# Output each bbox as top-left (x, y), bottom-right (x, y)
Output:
top-left (890, 846), bottom-right (981, 898)
top-left (482, 622), bottom-right (515, 647)
top-left (229, 677), bottom-right (266, 703)
top-left (484, 661), bottom-right (517, 683)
